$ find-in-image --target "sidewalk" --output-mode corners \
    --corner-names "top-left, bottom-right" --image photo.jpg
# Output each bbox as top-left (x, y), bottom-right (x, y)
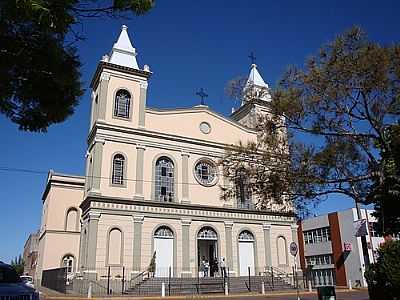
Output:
top-left (39, 288), bottom-right (369, 300)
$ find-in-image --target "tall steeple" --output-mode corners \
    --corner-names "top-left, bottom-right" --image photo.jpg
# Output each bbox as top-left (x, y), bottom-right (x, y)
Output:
top-left (108, 25), bottom-right (139, 69)
top-left (242, 63), bottom-right (271, 104)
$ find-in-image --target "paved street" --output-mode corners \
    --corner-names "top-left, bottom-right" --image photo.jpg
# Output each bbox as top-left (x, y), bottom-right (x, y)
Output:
top-left (214, 290), bottom-right (369, 300)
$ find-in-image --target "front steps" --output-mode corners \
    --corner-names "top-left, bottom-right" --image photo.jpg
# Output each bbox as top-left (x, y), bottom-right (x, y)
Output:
top-left (124, 275), bottom-right (296, 296)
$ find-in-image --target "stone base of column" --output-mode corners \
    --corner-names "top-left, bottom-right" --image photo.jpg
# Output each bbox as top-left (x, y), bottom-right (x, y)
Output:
top-left (133, 195), bottom-right (145, 201)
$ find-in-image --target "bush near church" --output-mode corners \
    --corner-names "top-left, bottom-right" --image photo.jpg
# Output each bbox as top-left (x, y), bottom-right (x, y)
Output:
top-left (365, 239), bottom-right (400, 300)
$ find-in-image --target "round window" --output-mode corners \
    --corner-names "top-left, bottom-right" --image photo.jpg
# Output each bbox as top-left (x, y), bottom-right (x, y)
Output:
top-left (199, 122), bottom-right (211, 134)
top-left (194, 160), bottom-right (218, 186)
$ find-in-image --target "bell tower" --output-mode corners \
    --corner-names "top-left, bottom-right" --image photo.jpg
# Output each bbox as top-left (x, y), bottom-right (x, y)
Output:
top-left (85, 25), bottom-right (151, 195)
top-left (230, 63), bottom-right (273, 129)
top-left (88, 25), bottom-right (151, 132)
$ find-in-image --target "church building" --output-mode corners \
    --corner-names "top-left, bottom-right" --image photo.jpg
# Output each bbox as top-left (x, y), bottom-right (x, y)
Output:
top-left (35, 25), bottom-right (298, 281)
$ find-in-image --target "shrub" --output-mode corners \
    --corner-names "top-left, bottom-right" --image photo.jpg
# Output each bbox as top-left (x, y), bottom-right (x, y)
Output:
top-left (365, 240), bottom-right (400, 300)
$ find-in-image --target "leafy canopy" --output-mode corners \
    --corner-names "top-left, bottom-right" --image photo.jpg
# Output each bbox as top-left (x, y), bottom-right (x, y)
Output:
top-left (0, 0), bottom-right (154, 132)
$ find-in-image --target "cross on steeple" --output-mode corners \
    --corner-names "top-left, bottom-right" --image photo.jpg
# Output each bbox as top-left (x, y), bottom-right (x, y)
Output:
top-left (196, 88), bottom-right (208, 105)
top-left (248, 52), bottom-right (256, 64)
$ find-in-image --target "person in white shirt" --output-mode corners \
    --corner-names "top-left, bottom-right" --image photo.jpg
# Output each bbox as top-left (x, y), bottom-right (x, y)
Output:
top-left (220, 257), bottom-right (226, 278)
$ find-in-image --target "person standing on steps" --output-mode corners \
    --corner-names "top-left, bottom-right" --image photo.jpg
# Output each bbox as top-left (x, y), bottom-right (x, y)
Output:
top-left (220, 257), bottom-right (226, 278)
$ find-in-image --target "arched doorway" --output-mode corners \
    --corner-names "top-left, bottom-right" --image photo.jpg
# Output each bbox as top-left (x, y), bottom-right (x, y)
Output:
top-left (153, 226), bottom-right (174, 277)
top-left (238, 230), bottom-right (255, 276)
top-left (197, 227), bottom-right (218, 277)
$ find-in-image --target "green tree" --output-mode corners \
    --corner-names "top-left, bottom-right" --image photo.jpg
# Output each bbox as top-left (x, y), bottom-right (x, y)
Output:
top-left (365, 240), bottom-right (400, 300)
top-left (0, 0), bottom-right (154, 132)
top-left (10, 254), bottom-right (25, 275)
top-left (222, 27), bottom-right (400, 219)
top-left (367, 124), bottom-right (400, 234)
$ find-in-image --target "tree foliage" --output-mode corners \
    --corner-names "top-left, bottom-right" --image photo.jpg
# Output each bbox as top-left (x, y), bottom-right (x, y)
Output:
top-left (0, 0), bottom-right (154, 132)
top-left (365, 240), bottom-right (400, 300)
top-left (10, 254), bottom-right (25, 276)
top-left (222, 27), bottom-right (400, 219)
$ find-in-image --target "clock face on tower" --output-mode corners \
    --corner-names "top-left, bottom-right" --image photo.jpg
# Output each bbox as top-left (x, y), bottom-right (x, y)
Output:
top-left (194, 160), bottom-right (218, 186)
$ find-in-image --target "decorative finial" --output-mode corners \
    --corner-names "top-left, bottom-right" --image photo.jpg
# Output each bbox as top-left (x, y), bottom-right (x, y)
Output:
top-left (143, 64), bottom-right (150, 72)
top-left (196, 88), bottom-right (208, 106)
top-left (101, 54), bottom-right (109, 62)
top-left (122, 25), bottom-right (128, 31)
top-left (248, 52), bottom-right (256, 65)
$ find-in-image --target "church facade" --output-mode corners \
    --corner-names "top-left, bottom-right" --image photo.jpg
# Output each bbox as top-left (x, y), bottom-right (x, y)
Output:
top-left (35, 25), bottom-right (298, 281)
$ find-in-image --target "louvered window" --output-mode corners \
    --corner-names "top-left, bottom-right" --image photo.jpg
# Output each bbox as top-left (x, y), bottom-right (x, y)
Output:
top-left (114, 89), bottom-right (131, 118)
top-left (112, 154), bottom-right (125, 185)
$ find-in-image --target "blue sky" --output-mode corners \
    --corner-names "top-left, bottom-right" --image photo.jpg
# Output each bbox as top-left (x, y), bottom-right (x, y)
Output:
top-left (1, 0), bottom-right (399, 263)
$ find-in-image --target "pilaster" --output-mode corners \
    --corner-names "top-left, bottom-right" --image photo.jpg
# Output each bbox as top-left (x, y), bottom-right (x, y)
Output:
top-left (138, 81), bottom-right (148, 128)
top-left (263, 223), bottom-right (272, 267)
top-left (181, 152), bottom-right (190, 204)
top-left (86, 212), bottom-right (100, 279)
top-left (181, 218), bottom-right (192, 277)
top-left (224, 221), bottom-right (234, 273)
top-left (132, 215), bottom-right (144, 273)
top-left (91, 138), bottom-right (105, 193)
top-left (134, 144), bottom-right (146, 200)
top-left (97, 72), bottom-right (110, 121)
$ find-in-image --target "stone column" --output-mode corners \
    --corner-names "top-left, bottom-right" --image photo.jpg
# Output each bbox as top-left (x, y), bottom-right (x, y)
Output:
top-left (97, 72), bottom-right (110, 121)
top-left (224, 221), bottom-right (234, 274)
top-left (135, 145), bottom-right (146, 200)
top-left (263, 223), bottom-right (272, 268)
top-left (91, 138), bottom-right (105, 193)
top-left (132, 215), bottom-right (144, 273)
top-left (181, 153), bottom-right (190, 204)
top-left (181, 219), bottom-right (191, 277)
top-left (138, 82), bottom-right (148, 128)
top-left (86, 212), bottom-right (100, 279)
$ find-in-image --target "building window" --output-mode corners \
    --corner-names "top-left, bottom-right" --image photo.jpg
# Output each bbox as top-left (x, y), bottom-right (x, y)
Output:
top-left (304, 227), bottom-right (331, 244)
top-left (306, 254), bottom-right (333, 266)
top-left (108, 228), bottom-right (123, 265)
top-left (112, 154), bottom-right (125, 185)
top-left (198, 227), bottom-right (218, 240)
top-left (65, 208), bottom-right (78, 231)
top-left (154, 226), bottom-right (174, 238)
top-left (236, 169), bottom-right (252, 209)
top-left (155, 157), bottom-right (174, 202)
top-left (62, 255), bottom-right (75, 274)
top-left (194, 160), bottom-right (217, 186)
top-left (114, 89), bottom-right (131, 118)
top-left (238, 230), bottom-right (255, 241)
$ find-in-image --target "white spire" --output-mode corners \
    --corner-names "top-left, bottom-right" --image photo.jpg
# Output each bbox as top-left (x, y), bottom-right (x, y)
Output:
top-left (109, 25), bottom-right (139, 69)
top-left (242, 63), bottom-right (271, 103)
top-left (246, 64), bottom-right (268, 88)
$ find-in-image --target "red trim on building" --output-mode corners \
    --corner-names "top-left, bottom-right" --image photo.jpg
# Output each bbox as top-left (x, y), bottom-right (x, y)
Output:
top-left (328, 212), bottom-right (347, 286)
top-left (297, 220), bottom-right (306, 270)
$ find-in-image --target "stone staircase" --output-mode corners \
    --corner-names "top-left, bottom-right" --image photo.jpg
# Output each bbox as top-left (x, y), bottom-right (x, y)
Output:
top-left (124, 275), bottom-right (296, 296)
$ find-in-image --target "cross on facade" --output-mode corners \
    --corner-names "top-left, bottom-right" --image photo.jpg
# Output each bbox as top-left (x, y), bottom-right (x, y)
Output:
top-left (248, 52), bottom-right (256, 64)
top-left (196, 88), bottom-right (208, 105)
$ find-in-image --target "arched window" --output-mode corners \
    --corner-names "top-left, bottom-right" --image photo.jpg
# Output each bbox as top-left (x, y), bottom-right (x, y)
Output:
top-left (65, 208), bottom-right (78, 231)
top-left (238, 230), bottom-right (255, 241)
top-left (236, 168), bottom-right (252, 209)
top-left (197, 227), bottom-right (218, 240)
top-left (108, 228), bottom-right (123, 265)
top-left (277, 236), bottom-right (288, 265)
top-left (155, 157), bottom-right (174, 202)
top-left (112, 154), bottom-right (125, 185)
top-left (62, 255), bottom-right (75, 274)
top-left (114, 89), bottom-right (131, 118)
top-left (154, 226), bottom-right (174, 238)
